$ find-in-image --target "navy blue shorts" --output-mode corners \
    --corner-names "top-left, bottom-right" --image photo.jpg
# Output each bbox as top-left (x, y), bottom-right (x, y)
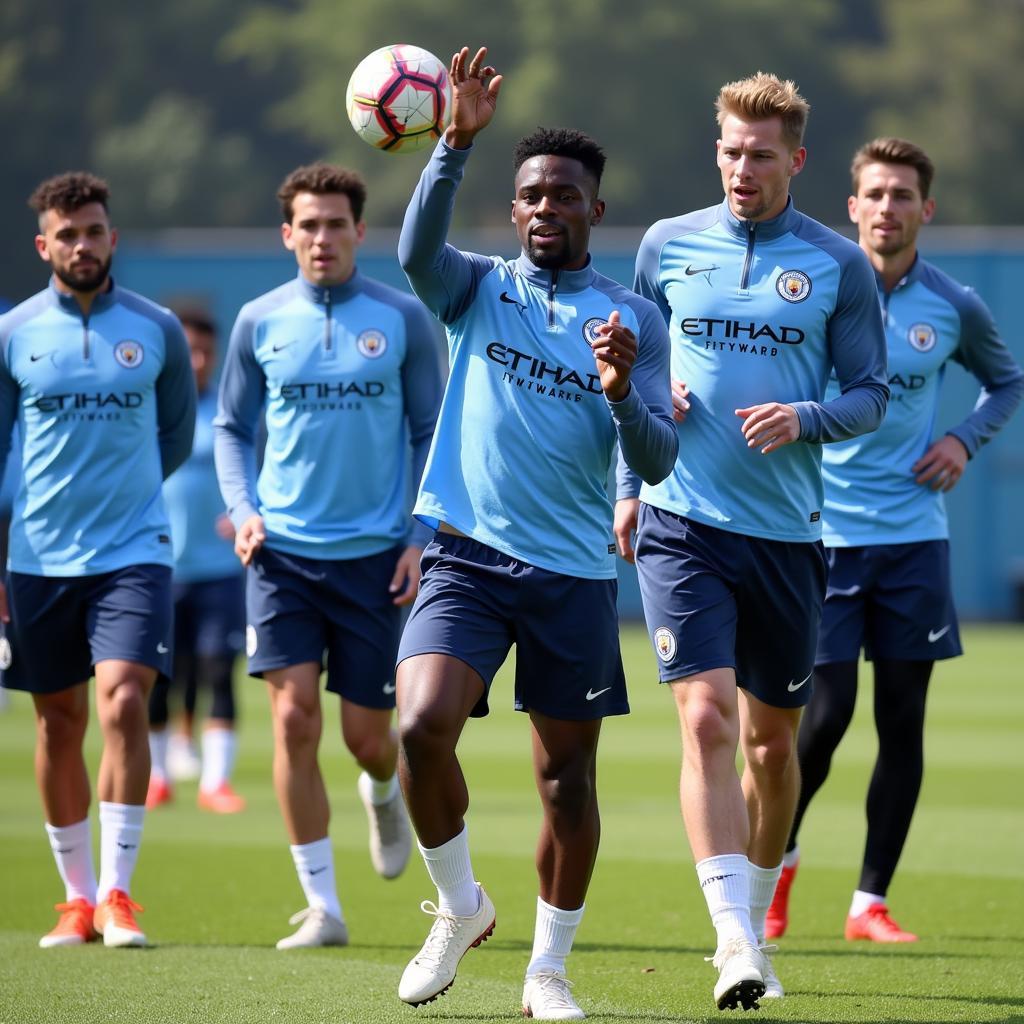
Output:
top-left (817, 541), bottom-right (962, 664)
top-left (245, 544), bottom-right (403, 709)
top-left (397, 534), bottom-right (628, 721)
top-left (0, 564), bottom-right (174, 695)
top-left (634, 504), bottom-right (828, 708)
top-left (173, 575), bottom-right (246, 659)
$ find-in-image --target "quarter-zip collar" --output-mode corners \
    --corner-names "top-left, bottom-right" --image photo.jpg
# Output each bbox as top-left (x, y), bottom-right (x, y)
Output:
top-left (874, 252), bottom-right (922, 296)
top-left (296, 268), bottom-right (363, 306)
top-left (718, 196), bottom-right (799, 243)
top-left (50, 276), bottom-right (118, 319)
top-left (512, 252), bottom-right (596, 293)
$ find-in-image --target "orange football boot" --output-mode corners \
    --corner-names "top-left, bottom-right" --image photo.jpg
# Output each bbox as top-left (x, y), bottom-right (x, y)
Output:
top-left (765, 860), bottom-right (798, 939)
top-left (845, 904), bottom-right (918, 943)
top-left (94, 889), bottom-right (147, 947)
top-left (197, 782), bottom-right (246, 814)
top-left (145, 776), bottom-right (173, 810)
top-left (39, 898), bottom-right (98, 948)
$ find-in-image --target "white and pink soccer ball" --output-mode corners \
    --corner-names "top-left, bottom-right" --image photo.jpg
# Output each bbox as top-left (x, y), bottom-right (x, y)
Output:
top-left (346, 44), bottom-right (452, 153)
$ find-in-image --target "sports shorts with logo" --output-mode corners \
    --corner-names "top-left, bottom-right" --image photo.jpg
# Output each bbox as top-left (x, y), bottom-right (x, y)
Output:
top-left (173, 575), bottom-right (245, 660)
top-left (634, 503), bottom-right (827, 708)
top-left (246, 543), bottom-right (403, 709)
top-left (0, 564), bottom-right (174, 694)
top-left (397, 533), bottom-right (628, 721)
top-left (816, 540), bottom-right (962, 664)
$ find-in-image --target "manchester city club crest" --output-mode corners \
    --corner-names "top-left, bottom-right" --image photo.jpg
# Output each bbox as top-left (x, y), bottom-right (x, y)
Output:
top-left (653, 626), bottom-right (677, 663)
top-left (356, 329), bottom-right (388, 358)
top-left (582, 317), bottom-right (608, 347)
top-left (908, 322), bottom-right (937, 352)
top-left (114, 339), bottom-right (144, 368)
top-left (776, 270), bottom-right (812, 303)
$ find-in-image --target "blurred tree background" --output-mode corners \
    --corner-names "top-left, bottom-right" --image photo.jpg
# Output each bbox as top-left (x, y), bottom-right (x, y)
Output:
top-left (2, 0), bottom-right (1022, 301)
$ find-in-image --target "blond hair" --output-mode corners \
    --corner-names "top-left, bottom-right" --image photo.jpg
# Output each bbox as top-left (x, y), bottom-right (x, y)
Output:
top-left (715, 72), bottom-right (810, 150)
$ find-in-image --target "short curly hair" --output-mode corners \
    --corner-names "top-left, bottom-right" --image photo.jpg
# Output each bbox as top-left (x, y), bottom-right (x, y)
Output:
top-left (29, 172), bottom-right (110, 216)
top-left (277, 163), bottom-right (367, 223)
top-left (513, 127), bottom-right (606, 187)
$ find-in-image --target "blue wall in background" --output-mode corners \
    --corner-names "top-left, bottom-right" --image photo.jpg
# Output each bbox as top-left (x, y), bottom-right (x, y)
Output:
top-left (116, 234), bottom-right (1024, 620)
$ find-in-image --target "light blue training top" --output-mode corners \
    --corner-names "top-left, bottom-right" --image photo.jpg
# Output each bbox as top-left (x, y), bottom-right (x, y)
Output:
top-left (821, 257), bottom-right (1024, 546)
top-left (0, 279), bottom-right (196, 575)
top-left (620, 198), bottom-right (889, 543)
top-left (399, 138), bottom-right (677, 580)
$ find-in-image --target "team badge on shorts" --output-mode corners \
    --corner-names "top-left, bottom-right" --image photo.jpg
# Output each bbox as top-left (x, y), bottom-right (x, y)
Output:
top-left (908, 322), bottom-right (937, 352)
top-left (356, 329), bottom-right (387, 358)
top-left (245, 625), bottom-right (258, 658)
top-left (0, 635), bottom-right (12, 670)
top-left (114, 339), bottom-right (144, 368)
top-left (653, 626), bottom-right (677, 663)
top-left (582, 318), bottom-right (608, 347)
top-left (776, 270), bottom-right (811, 303)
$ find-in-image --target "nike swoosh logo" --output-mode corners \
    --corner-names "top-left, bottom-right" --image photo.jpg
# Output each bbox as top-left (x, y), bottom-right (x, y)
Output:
top-left (499, 291), bottom-right (526, 310)
top-left (117, 842), bottom-right (137, 850)
top-left (272, 341), bottom-right (296, 352)
top-left (30, 352), bottom-right (52, 362)
top-left (829, 584), bottom-right (861, 597)
top-left (309, 866), bottom-right (328, 876)
top-left (787, 672), bottom-right (812, 693)
top-left (382, 681), bottom-right (396, 695)
top-left (585, 687), bottom-right (612, 701)
top-left (157, 642), bottom-right (169, 654)
top-left (928, 625), bottom-right (950, 643)
top-left (685, 264), bottom-right (720, 276)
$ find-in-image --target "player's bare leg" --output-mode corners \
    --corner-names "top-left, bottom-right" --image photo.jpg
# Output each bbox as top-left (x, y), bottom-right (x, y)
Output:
top-left (672, 668), bottom-right (765, 1010)
top-left (33, 683), bottom-right (90, 826)
top-left (521, 712), bottom-right (601, 1020)
top-left (397, 654), bottom-right (494, 1005)
top-left (343, 700), bottom-right (410, 879)
top-left (738, 690), bottom-right (802, 997)
top-left (93, 659), bottom-right (156, 947)
top-left (266, 663), bottom-right (347, 948)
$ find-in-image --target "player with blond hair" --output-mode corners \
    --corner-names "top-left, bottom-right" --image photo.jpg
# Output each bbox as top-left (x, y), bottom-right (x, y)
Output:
top-left (616, 73), bottom-right (889, 1008)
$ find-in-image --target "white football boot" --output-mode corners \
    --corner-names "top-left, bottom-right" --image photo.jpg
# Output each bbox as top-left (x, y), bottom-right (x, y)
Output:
top-left (357, 772), bottom-right (411, 879)
top-left (707, 937), bottom-right (766, 1010)
top-left (275, 907), bottom-right (349, 950)
top-left (522, 970), bottom-right (586, 1020)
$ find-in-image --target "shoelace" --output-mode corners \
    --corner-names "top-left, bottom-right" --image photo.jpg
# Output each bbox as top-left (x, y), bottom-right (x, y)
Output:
top-left (105, 892), bottom-right (144, 925)
top-left (53, 900), bottom-right (91, 914)
top-left (287, 907), bottom-right (326, 926)
top-left (415, 901), bottom-right (462, 965)
top-left (706, 937), bottom-right (757, 968)
top-left (527, 971), bottom-right (577, 1008)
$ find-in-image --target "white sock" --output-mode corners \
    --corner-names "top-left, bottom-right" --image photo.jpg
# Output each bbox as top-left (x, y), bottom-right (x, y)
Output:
top-left (199, 727), bottom-right (236, 792)
top-left (696, 854), bottom-right (757, 947)
top-left (149, 730), bottom-right (169, 782)
top-left (782, 846), bottom-right (800, 870)
top-left (850, 889), bottom-right (885, 917)
top-left (290, 838), bottom-right (342, 921)
top-left (363, 770), bottom-right (398, 805)
top-left (97, 802), bottom-right (145, 902)
top-left (419, 824), bottom-right (479, 916)
top-left (526, 897), bottom-right (584, 976)
top-left (45, 819), bottom-right (97, 904)
top-left (748, 862), bottom-right (783, 944)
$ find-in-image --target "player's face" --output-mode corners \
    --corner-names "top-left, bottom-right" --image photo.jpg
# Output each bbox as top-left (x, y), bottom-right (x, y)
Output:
top-left (849, 162), bottom-right (935, 258)
top-left (282, 191), bottom-right (366, 286)
top-left (186, 326), bottom-right (217, 393)
top-left (512, 156), bottom-right (605, 271)
top-left (716, 115), bottom-right (805, 223)
top-left (35, 203), bottom-right (117, 295)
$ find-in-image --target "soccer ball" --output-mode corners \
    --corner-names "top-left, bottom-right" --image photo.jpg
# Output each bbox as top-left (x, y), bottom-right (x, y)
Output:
top-left (346, 44), bottom-right (451, 153)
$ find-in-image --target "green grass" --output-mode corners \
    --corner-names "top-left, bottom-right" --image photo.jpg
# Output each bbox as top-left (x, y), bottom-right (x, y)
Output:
top-left (1, 624), bottom-right (1022, 1023)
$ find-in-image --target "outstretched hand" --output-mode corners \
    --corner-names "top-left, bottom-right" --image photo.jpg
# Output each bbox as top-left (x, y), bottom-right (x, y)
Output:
top-left (444, 45), bottom-right (503, 149)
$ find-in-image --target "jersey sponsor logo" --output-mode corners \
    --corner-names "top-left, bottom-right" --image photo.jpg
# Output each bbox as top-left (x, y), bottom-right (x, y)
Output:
top-left (928, 625), bottom-right (951, 643)
top-left (114, 339), bottom-right (144, 368)
top-left (889, 372), bottom-right (926, 391)
top-left (356, 329), bottom-right (388, 359)
top-left (908, 322), bottom-right (937, 352)
top-left (776, 270), bottom-right (812, 303)
top-left (486, 342), bottom-right (603, 400)
top-left (246, 625), bottom-right (258, 657)
top-left (499, 291), bottom-right (528, 313)
top-left (585, 686), bottom-right (612, 701)
top-left (653, 626), bottom-right (677, 663)
top-left (28, 391), bottom-right (144, 413)
top-left (582, 317), bottom-right (608, 347)
top-left (680, 318), bottom-right (804, 346)
top-left (279, 381), bottom-right (384, 401)
top-left (0, 636), bottom-right (11, 671)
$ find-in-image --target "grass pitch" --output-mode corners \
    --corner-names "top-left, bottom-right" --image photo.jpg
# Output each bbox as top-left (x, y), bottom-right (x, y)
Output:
top-left (1, 624), bottom-right (1022, 1023)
